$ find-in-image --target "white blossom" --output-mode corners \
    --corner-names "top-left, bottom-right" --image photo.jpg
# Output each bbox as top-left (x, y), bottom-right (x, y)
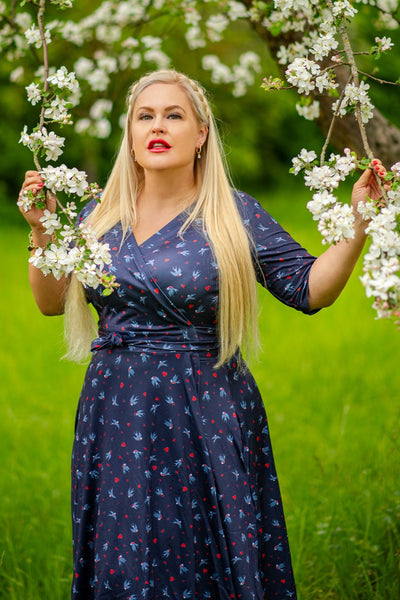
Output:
top-left (24, 24), bottom-right (51, 48)
top-left (40, 209), bottom-right (62, 235)
top-left (74, 57), bottom-right (94, 78)
top-left (202, 56), bottom-right (232, 84)
top-left (47, 66), bottom-right (79, 95)
top-left (296, 100), bottom-right (320, 120)
top-left (330, 148), bottom-right (357, 178)
top-left (75, 118), bottom-right (91, 134)
top-left (310, 32), bottom-right (339, 60)
top-left (307, 190), bottom-right (337, 220)
top-left (89, 99), bottom-right (113, 120)
top-left (184, 7), bottom-right (201, 27)
top-left (43, 130), bottom-right (65, 161)
top-left (86, 69), bottom-right (110, 92)
top-left (331, 0), bottom-right (358, 19)
top-left (390, 162), bottom-right (400, 178)
top-left (115, 1), bottom-right (145, 22)
top-left (357, 199), bottom-right (377, 221)
top-left (64, 201), bottom-right (78, 220)
top-left (59, 21), bottom-right (88, 45)
top-left (15, 12), bottom-right (32, 30)
top-left (93, 118), bottom-right (112, 139)
top-left (19, 126), bottom-right (65, 161)
top-left (96, 54), bottom-right (119, 74)
top-left (10, 66), bottom-right (24, 83)
top-left (26, 83), bottom-right (42, 106)
top-left (291, 148), bottom-right (318, 174)
top-left (17, 190), bottom-right (35, 212)
top-left (40, 164), bottom-right (89, 196)
top-left (375, 36), bottom-right (394, 51)
top-left (286, 58), bottom-right (321, 94)
top-left (206, 15), bottom-right (229, 42)
top-left (95, 24), bottom-right (122, 44)
top-left (143, 49), bottom-right (170, 70)
top-left (332, 80), bottom-right (374, 123)
top-left (185, 26), bottom-right (206, 49)
top-left (304, 165), bottom-right (341, 190)
top-left (44, 98), bottom-right (72, 124)
top-left (228, 1), bottom-right (249, 20)
top-left (141, 36), bottom-right (162, 50)
top-left (317, 203), bottom-right (355, 244)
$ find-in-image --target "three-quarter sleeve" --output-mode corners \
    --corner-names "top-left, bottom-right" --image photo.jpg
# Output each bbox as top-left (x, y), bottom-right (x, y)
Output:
top-left (237, 190), bottom-right (319, 315)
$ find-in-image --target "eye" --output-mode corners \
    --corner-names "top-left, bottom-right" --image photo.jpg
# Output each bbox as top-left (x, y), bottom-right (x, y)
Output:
top-left (168, 113), bottom-right (183, 120)
top-left (138, 113), bottom-right (153, 121)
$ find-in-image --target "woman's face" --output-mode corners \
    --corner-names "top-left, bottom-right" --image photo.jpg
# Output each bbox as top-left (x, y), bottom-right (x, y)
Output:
top-left (131, 83), bottom-right (207, 176)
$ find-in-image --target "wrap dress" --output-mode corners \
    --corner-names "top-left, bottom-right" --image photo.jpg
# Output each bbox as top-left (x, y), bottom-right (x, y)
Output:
top-left (71, 191), bottom-right (317, 599)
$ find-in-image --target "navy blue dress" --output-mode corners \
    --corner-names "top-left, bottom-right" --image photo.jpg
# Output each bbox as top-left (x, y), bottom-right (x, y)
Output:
top-left (71, 191), bottom-right (317, 600)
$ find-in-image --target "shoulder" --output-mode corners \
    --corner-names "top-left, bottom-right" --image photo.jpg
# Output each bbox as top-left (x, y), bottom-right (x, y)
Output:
top-left (233, 189), bottom-right (280, 229)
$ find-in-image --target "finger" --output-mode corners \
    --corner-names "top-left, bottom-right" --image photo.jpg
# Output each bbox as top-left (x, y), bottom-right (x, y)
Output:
top-left (355, 168), bottom-right (373, 186)
top-left (23, 175), bottom-right (44, 188)
top-left (20, 183), bottom-right (44, 197)
top-left (369, 158), bottom-right (388, 179)
top-left (370, 158), bottom-right (382, 167)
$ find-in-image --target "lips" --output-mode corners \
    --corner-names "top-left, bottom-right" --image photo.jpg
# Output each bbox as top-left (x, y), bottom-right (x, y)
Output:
top-left (148, 139), bottom-right (171, 150)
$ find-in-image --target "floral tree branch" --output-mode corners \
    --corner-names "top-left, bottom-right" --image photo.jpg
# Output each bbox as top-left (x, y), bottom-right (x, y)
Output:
top-left (338, 14), bottom-right (374, 161)
top-left (2, 0), bottom-right (400, 323)
top-left (35, 0), bottom-right (47, 168)
top-left (15, 0), bottom-right (117, 295)
top-left (256, 0), bottom-right (400, 326)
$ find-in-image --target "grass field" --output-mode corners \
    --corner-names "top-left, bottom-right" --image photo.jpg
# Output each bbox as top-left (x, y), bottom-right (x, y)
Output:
top-left (1, 187), bottom-right (399, 599)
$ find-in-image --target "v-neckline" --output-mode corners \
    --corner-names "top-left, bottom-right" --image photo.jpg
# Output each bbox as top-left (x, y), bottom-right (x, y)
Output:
top-left (131, 210), bottom-right (184, 249)
top-left (131, 201), bottom-right (199, 248)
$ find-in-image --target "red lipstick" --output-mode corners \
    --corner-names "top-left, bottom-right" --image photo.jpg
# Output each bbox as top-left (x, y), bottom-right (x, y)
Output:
top-left (148, 139), bottom-right (171, 151)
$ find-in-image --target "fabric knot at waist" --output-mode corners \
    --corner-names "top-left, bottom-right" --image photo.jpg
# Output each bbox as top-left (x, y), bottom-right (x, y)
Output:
top-left (91, 326), bottom-right (219, 357)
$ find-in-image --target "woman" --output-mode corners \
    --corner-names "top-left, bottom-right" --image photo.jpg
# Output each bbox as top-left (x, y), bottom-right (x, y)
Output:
top-left (19, 70), bottom-right (388, 600)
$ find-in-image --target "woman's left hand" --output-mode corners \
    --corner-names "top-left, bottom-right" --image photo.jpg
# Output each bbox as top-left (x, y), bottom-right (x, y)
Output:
top-left (351, 158), bottom-right (391, 214)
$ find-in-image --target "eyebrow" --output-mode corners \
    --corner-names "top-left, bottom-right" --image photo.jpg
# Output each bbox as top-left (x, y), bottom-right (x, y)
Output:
top-left (135, 104), bottom-right (186, 113)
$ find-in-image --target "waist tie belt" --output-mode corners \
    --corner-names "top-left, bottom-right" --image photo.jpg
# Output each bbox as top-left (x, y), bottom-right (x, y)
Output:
top-left (91, 328), bottom-right (220, 358)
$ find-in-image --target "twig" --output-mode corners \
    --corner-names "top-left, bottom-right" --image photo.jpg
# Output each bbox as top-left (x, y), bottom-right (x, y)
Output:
top-left (33, 0), bottom-right (49, 172)
top-left (339, 22), bottom-right (388, 198)
top-left (357, 69), bottom-right (400, 87)
top-left (320, 74), bottom-right (352, 166)
top-left (339, 23), bottom-right (374, 159)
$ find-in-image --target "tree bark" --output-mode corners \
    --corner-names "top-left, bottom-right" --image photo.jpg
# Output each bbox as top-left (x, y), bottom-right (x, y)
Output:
top-left (240, 0), bottom-right (400, 167)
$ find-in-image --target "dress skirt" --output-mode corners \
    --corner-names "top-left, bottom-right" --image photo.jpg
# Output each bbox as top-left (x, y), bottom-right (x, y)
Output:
top-left (71, 347), bottom-right (296, 599)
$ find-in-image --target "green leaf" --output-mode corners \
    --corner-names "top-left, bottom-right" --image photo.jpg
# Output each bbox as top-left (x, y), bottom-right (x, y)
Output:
top-left (269, 22), bottom-right (284, 36)
top-left (102, 288), bottom-right (114, 296)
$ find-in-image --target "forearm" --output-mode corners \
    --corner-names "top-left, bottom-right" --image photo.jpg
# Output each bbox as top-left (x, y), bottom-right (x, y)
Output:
top-left (28, 227), bottom-right (69, 315)
top-left (308, 224), bottom-right (367, 310)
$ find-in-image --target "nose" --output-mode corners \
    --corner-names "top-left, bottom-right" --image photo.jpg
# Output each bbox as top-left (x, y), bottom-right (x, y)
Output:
top-left (152, 115), bottom-right (165, 134)
top-left (152, 124), bottom-right (165, 134)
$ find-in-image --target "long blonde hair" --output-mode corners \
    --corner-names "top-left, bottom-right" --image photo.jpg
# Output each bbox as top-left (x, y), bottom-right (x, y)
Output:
top-left (64, 69), bottom-right (259, 368)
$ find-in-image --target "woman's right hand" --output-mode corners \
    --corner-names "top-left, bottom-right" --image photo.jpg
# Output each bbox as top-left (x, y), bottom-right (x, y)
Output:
top-left (18, 170), bottom-right (56, 232)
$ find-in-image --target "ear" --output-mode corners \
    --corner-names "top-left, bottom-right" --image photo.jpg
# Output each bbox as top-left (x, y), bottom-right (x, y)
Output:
top-left (197, 124), bottom-right (208, 147)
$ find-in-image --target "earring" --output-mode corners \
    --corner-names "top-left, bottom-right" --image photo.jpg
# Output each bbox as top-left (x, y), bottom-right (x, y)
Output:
top-left (195, 146), bottom-right (202, 160)
top-left (131, 148), bottom-right (136, 161)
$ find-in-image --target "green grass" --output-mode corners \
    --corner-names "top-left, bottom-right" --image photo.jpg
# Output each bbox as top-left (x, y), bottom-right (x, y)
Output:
top-left (1, 187), bottom-right (399, 599)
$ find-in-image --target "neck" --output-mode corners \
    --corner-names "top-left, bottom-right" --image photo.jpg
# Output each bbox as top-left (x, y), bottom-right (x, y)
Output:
top-left (139, 169), bottom-right (197, 210)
